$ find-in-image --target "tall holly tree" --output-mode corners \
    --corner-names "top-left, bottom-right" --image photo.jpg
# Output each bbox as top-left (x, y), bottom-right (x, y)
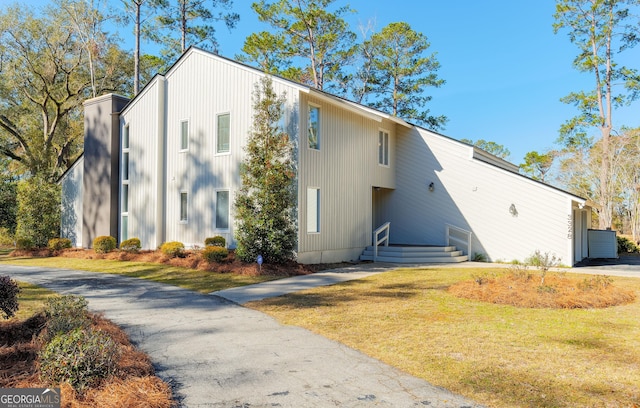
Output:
top-left (553, 0), bottom-right (640, 229)
top-left (234, 76), bottom-right (297, 265)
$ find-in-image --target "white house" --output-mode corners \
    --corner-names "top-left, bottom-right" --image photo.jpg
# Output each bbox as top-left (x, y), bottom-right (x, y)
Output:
top-left (61, 47), bottom-right (593, 265)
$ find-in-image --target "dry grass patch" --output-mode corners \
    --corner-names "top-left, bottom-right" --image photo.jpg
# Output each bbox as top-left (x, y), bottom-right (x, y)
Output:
top-left (247, 267), bottom-right (640, 408)
top-left (449, 270), bottom-right (636, 308)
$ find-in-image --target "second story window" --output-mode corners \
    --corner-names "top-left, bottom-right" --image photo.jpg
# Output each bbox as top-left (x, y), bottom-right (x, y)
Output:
top-left (180, 120), bottom-right (189, 151)
top-left (217, 113), bottom-right (230, 153)
top-left (308, 105), bottom-right (320, 150)
top-left (378, 130), bottom-right (389, 166)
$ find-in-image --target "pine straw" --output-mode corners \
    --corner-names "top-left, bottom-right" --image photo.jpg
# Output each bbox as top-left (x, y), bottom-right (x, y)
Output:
top-left (448, 272), bottom-right (636, 308)
top-left (0, 312), bottom-right (175, 407)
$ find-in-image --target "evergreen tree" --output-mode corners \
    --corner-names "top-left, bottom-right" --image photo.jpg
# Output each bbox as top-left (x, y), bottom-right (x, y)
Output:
top-left (234, 76), bottom-right (296, 264)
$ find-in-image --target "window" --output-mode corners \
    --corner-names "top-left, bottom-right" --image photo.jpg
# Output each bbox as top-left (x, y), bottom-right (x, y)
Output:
top-left (121, 215), bottom-right (128, 241)
top-left (308, 105), bottom-right (320, 150)
top-left (307, 188), bottom-right (320, 233)
top-left (122, 152), bottom-right (129, 181)
top-left (217, 113), bottom-right (230, 153)
top-left (378, 130), bottom-right (389, 166)
top-left (180, 192), bottom-right (188, 222)
top-left (122, 184), bottom-right (129, 212)
top-left (123, 124), bottom-right (129, 149)
top-left (216, 190), bottom-right (229, 229)
top-left (180, 120), bottom-right (189, 151)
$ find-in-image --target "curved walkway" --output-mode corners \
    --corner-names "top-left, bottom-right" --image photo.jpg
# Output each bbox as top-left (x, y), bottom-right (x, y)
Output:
top-left (3, 264), bottom-right (483, 408)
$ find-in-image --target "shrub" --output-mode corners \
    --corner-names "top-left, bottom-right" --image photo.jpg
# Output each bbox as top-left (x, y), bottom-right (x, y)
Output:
top-left (120, 237), bottom-right (141, 253)
top-left (617, 236), bottom-right (639, 254)
top-left (48, 238), bottom-right (72, 251)
top-left (201, 245), bottom-right (229, 263)
top-left (0, 227), bottom-right (14, 247)
top-left (0, 275), bottom-right (20, 319)
top-left (204, 236), bottom-right (226, 247)
top-left (16, 177), bottom-right (60, 248)
top-left (93, 236), bottom-right (117, 254)
top-left (472, 252), bottom-right (488, 262)
top-left (42, 295), bottom-right (90, 342)
top-left (15, 237), bottom-right (34, 251)
top-left (160, 241), bottom-right (185, 258)
top-left (525, 250), bottom-right (561, 286)
top-left (39, 328), bottom-right (120, 392)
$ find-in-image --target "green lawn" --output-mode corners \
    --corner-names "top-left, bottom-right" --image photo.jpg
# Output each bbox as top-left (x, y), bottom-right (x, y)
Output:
top-left (247, 267), bottom-right (640, 408)
top-left (0, 256), bottom-right (276, 293)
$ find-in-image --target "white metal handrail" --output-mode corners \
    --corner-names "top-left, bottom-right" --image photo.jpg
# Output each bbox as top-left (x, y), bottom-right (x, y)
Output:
top-left (446, 224), bottom-right (472, 256)
top-left (372, 222), bottom-right (390, 262)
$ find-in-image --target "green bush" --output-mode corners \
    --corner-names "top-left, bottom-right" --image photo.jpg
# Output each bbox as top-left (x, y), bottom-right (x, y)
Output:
top-left (93, 236), bottom-right (116, 254)
top-left (15, 237), bottom-right (34, 251)
top-left (16, 177), bottom-right (60, 248)
top-left (48, 238), bottom-right (72, 251)
top-left (42, 295), bottom-right (90, 342)
top-left (0, 275), bottom-right (20, 319)
top-left (39, 328), bottom-right (119, 392)
top-left (201, 245), bottom-right (229, 263)
top-left (119, 237), bottom-right (141, 253)
top-left (617, 236), bottom-right (640, 254)
top-left (204, 236), bottom-right (226, 247)
top-left (160, 241), bottom-right (185, 258)
top-left (0, 227), bottom-right (14, 247)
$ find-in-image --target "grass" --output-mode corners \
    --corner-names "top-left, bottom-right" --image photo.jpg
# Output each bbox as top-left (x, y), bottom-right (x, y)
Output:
top-left (247, 267), bottom-right (640, 408)
top-left (11, 281), bottom-right (58, 320)
top-left (0, 256), bottom-right (277, 293)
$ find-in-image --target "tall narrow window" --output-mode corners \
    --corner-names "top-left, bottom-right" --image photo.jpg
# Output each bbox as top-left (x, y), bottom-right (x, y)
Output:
top-left (180, 192), bottom-right (188, 222)
top-left (307, 188), bottom-right (320, 233)
top-left (123, 124), bottom-right (129, 149)
top-left (217, 113), bottom-right (230, 153)
top-left (122, 152), bottom-right (129, 181)
top-left (216, 190), bottom-right (229, 229)
top-left (121, 215), bottom-right (128, 241)
top-left (122, 184), bottom-right (129, 213)
top-left (378, 130), bottom-right (389, 166)
top-left (180, 120), bottom-right (189, 151)
top-left (308, 105), bottom-right (320, 150)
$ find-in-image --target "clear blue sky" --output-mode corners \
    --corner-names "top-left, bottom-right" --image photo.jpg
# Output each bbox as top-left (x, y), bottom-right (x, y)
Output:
top-left (208, 0), bottom-right (640, 163)
top-left (15, 0), bottom-right (640, 163)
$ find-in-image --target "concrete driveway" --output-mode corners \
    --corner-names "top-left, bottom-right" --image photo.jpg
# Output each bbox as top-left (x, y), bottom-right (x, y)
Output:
top-left (2, 264), bottom-right (483, 408)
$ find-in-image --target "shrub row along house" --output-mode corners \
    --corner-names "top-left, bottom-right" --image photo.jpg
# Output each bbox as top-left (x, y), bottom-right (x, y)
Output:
top-left (60, 47), bottom-right (594, 265)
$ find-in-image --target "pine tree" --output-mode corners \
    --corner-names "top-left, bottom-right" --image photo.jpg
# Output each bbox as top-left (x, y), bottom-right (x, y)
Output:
top-left (234, 76), bottom-right (296, 264)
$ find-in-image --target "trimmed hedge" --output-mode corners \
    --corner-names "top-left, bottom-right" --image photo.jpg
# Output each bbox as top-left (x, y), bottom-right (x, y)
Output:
top-left (39, 328), bottom-right (119, 391)
top-left (16, 237), bottom-right (34, 251)
top-left (93, 236), bottom-right (116, 254)
top-left (160, 241), bottom-right (185, 258)
top-left (119, 237), bottom-right (141, 253)
top-left (201, 246), bottom-right (228, 263)
top-left (204, 236), bottom-right (226, 247)
top-left (48, 238), bottom-right (72, 251)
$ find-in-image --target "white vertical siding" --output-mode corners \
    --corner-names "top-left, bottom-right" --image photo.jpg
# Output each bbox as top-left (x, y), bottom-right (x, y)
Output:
top-left (296, 93), bottom-right (397, 263)
top-left (119, 79), bottom-right (161, 249)
top-left (159, 50), bottom-right (302, 248)
top-left (60, 156), bottom-right (84, 247)
top-left (390, 127), bottom-right (576, 264)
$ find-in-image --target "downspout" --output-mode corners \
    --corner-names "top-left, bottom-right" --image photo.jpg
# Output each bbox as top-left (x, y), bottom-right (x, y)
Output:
top-left (156, 76), bottom-right (167, 247)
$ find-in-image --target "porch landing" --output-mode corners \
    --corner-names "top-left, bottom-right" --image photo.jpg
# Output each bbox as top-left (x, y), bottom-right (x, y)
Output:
top-left (360, 245), bottom-right (468, 263)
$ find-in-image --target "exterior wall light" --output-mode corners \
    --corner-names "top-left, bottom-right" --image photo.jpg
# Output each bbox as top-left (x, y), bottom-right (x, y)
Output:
top-left (428, 182), bottom-right (435, 192)
top-left (509, 203), bottom-right (518, 217)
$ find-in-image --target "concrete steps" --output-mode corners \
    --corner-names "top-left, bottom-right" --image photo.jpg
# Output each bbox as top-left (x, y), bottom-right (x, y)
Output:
top-left (360, 245), bottom-right (468, 263)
